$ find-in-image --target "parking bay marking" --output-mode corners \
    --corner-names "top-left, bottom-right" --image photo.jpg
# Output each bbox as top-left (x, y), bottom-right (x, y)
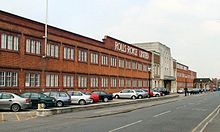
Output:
top-left (108, 120), bottom-right (143, 132)
top-left (153, 111), bottom-right (171, 117)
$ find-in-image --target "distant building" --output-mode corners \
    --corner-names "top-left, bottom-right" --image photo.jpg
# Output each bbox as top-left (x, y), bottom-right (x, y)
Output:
top-left (194, 78), bottom-right (212, 91)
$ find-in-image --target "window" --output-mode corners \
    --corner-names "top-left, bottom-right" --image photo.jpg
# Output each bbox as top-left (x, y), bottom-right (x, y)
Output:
top-left (46, 74), bottom-right (59, 87)
top-left (143, 64), bottom-right (148, 72)
top-left (90, 77), bottom-right (98, 88)
top-left (1, 33), bottom-right (19, 51)
top-left (47, 43), bottom-right (59, 58)
top-left (64, 47), bottom-right (74, 60)
top-left (132, 79), bottom-right (137, 87)
top-left (78, 75), bottom-right (87, 88)
top-left (126, 60), bottom-right (131, 69)
top-left (126, 79), bottom-right (131, 87)
top-left (0, 71), bottom-right (18, 87)
top-left (143, 80), bottom-right (148, 87)
top-left (119, 78), bottom-right (124, 88)
top-left (101, 77), bottom-right (108, 88)
top-left (138, 80), bottom-right (143, 87)
top-left (132, 61), bottom-right (137, 70)
top-left (138, 63), bottom-right (143, 71)
top-left (119, 58), bottom-right (125, 68)
top-left (63, 75), bottom-right (74, 87)
top-left (110, 77), bottom-right (117, 88)
top-left (78, 49), bottom-right (87, 62)
top-left (25, 39), bottom-right (41, 55)
top-left (110, 56), bottom-right (117, 67)
top-left (25, 73), bottom-right (40, 87)
top-left (101, 54), bottom-right (108, 65)
top-left (90, 52), bottom-right (99, 64)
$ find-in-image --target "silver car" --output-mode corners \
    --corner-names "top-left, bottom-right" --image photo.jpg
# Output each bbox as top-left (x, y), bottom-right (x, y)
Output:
top-left (68, 91), bottom-right (93, 105)
top-left (113, 89), bottom-right (138, 99)
top-left (0, 92), bottom-right (31, 112)
top-left (44, 91), bottom-right (71, 107)
top-left (134, 89), bottom-right (149, 98)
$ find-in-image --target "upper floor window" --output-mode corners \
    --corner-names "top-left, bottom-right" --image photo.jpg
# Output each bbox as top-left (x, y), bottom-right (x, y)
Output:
top-left (26, 39), bottom-right (41, 55)
top-left (101, 54), bottom-right (108, 65)
top-left (0, 71), bottom-right (18, 87)
top-left (126, 60), bottom-right (131, 69)
top-left (78, 49), bottom-right (87, 62)
top-left (1, 33), bottom-right (19, 51)
top-left (46, 74), bottom-right (59, 87)
top-left (119, 58), bottom-right (125, 68)
top-left (25, 73), bottom-right (40, 87)
top-left (47, 43), bottom-right (59, 58)
top-left (143, 64), bottom-right (148, 72)
top-left (138, 63), bottom-right (143, 71)
top-left (132, 61), bottom-right (137, 70)
top-left (64, 47), bottom-right (74, 61)
top-left (110, 56), bottom-right (117, 67)
top-left (90, 52), bottom-right (99, 64)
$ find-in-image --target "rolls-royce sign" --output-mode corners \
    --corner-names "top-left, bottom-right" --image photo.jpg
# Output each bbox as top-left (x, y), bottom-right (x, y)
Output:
top-left (114, 41), bottom-right (149, 60)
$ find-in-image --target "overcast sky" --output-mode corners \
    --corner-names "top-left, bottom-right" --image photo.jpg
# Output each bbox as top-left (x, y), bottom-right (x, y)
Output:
top-left (1, 0), bottom-right (220, 78)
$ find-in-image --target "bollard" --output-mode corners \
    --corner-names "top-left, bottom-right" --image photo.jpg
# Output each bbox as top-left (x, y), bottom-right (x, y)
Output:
top-left (37, 103), bottom-right (44, 109)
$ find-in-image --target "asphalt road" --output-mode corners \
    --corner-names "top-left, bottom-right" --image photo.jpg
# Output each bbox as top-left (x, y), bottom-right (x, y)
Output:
top-left (0, 92), bottom-right (219, 132)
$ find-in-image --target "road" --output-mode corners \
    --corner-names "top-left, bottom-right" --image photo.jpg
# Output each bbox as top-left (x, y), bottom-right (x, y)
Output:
top-left (0, 92), bottom-right (219, 132)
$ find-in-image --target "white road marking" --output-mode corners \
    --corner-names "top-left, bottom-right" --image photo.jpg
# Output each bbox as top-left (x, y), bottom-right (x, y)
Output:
top-left (192, 108), bottom-right (207, 111)
top-left (153, 111), bottom-right (171, 117)
top-left (176, 105), bottom-right (186, 109)
top-left (108, 120), bottom-right (142, 132)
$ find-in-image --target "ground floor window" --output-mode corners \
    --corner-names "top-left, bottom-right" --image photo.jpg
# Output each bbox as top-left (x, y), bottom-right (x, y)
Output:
top-left (101, 77), bottom-right (108, 88)
top-left (46, 74), bottom-right (59, 87)
top-left (63, 74), bottom-right (74, 88)
top-left (78, 75), bottom-right (87, 88)
top-left (0, 71), bottom-right (18, 87)
top-left (25, 73), bottom-right (40, 87)
top-left (90, 77), bottom-right (98, 88)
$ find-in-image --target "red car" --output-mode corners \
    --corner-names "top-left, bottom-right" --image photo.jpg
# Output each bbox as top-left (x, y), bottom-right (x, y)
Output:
top-left (81, 91), bottom-right (99, 103)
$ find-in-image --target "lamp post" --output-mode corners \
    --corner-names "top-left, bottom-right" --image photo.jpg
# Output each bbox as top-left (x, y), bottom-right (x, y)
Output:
top-left (148, 67), bottom-right (151, 98)
top-left (185, 75), bottom-right (187, 96)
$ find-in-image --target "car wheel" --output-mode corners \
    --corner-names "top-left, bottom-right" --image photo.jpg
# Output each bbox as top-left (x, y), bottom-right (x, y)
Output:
top-left (103, 97), bottom-right (108, 102)
top-left (56, 101), bottom-right (64, 107)
top-left (115, 95), bottom-right (119, 99)
top-left (11, 104), bottom-right (20, 112)
top-left (131, 96), bottom-right (136, 100)
top-left (79, 100), bottom-right (86, 105)
top-left (138, 95), bottom-right (143, 99)
top-left (41, 103), bottom-right (47, 109)
top-left (156, 94), bottom-right (159, 97)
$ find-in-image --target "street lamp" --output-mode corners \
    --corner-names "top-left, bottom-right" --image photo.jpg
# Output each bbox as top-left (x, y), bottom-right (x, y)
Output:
top-left (148, 67), bottom-right (151, 98)
top-left (185, 75), bottom-right (187, 96)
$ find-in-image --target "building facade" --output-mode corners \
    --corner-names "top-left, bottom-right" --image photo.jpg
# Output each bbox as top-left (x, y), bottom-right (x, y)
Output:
top-left (134, 42), bottom-right (176, 93)
top-left (176, 62), bottom-right (197, 91)
top-left (0, 11), bottom-right (152, 93)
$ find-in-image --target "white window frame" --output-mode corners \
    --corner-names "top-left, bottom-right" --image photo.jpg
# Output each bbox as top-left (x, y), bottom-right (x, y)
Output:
top-left (101, 55), bottom-right (108, 65)
top-left (63, 74), bottom-right (74, 87)
top-left (90, 77), bottom-right (98, 88)
top-left (46, 74), bottom-right (59, 87)
top-left (78, 49), bottom-right (87, 62)
top-left (90, 52), bottom-right (99, 64)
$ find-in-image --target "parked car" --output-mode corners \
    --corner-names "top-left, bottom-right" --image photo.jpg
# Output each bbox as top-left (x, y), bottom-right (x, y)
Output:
top-left (134, 89), bottom-right (149, 99)
top-left (81, 91), bottom-right (99, 103)
top-left (113, 89), bottom-right (138, 99)
top-left (68, 91), bottom-right (93, 105)
top-left (0, 92), bottom-right (31, 112)
top-left (153, 87), bottom-right (170, 95)
top-left (44, 91), bottom-right (71, 107)
top-left (191, 88), bottom-right (201, 94)
top-left (142, 89), bottom-right (154, 97)
top-left (92, 90), bottom-right (113, 102)
top-left (152, 89), bottom-right (161, 97)
top-left (177, 89), bottom-right (184, 94)
top-left (20, 92), bottom-right (56, 109)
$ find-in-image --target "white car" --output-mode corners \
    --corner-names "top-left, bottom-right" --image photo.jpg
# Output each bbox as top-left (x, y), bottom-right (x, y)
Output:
top-left (113, 89), bottom-right (138, 99)
top-left (68, 91), bottom-right (93, 105)
top-left (152, 90), bottom-right (161, 97)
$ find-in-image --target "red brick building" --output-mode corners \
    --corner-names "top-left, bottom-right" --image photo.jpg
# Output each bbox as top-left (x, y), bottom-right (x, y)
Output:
top-left (0, 11), bottom-right (152, 93)
top-left (176, 62), bottom-right (197, 91)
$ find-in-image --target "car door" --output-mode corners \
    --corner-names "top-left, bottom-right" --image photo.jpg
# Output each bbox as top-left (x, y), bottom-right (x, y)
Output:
top-left (30, 93), bottom-right (40, 107)
top-left (70, 91), bottom-right (82, 103)
top-left (0, 93), bottom-right (14, 109)
top-left (120, 89), bottom-right (129, 98)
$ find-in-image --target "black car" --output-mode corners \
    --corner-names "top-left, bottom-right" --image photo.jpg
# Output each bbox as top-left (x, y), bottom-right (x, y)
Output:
top-left (20, 92), bottom-right (56, 109)
top-left (153, 87), bottom-right (170, 95)
top-left (92, 90), bottom-right (113, 102)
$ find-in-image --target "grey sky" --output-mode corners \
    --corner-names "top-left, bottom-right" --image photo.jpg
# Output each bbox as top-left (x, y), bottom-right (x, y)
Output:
top-left (0, 0), bottom-right (220, 78)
